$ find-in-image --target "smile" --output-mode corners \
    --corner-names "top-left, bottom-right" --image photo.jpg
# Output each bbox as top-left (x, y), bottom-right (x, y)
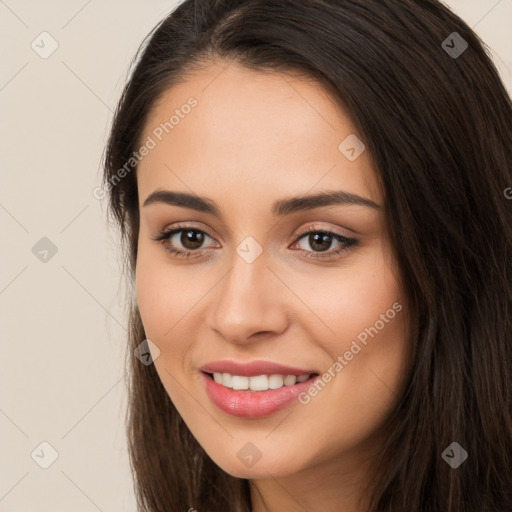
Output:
top-left (210, 372), bottom-right (312, 390)
top-left (201, 371), bottom-right (320, 418)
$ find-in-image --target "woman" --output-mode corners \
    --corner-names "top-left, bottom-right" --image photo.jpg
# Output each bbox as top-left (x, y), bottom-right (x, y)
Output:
top-left (102, 0), bottom-right (512, 510)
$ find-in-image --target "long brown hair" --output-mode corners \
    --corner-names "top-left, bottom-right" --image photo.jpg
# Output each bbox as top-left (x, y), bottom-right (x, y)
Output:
top-left (102, 1), bottom-right (512, 510)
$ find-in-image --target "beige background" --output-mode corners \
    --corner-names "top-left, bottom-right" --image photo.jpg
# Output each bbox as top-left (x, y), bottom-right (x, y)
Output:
top-left (1, 1), bottom-right (510, 511)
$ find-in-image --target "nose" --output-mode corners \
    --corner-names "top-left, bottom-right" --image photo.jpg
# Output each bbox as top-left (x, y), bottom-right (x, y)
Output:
top-left (207, 253), bottom-right (288, 345)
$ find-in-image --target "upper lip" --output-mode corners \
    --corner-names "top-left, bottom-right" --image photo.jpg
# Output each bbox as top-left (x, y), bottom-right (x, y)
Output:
top-left (200, 360), bottom-right (318, 377)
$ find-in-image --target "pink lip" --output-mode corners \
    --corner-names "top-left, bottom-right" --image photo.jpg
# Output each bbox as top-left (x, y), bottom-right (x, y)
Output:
top-left (200, 371), bottom-right (320, 419)
top-left (199, 359), bottom-right (317, 377)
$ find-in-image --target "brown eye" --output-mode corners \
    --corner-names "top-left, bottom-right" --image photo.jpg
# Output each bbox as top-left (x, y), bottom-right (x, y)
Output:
top-left (304, 232), bottom-right (334, 252)
top-left (152, 226), bottom-right (218, 259)
top-left (179, 229), bottom-right (206, 250)
top-left (291, 228), bottom-right (358, 260)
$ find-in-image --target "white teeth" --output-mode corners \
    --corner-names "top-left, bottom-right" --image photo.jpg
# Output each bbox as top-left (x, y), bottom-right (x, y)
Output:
top-left (268, 374), bottom-right (284, 389)
top-left (232, 375), bottom-right (249, 390)
top-left (284, 375), bottom-right (297, 386)
top-left (211, 372), bottom-right (311, 391)
top-left (249, 375), bottom-right (268, 391)
top-left (222, 372), bottom-right (233, 388)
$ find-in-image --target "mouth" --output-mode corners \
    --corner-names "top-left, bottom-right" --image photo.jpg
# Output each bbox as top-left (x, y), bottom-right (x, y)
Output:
top-left (201, 371), bottom-right (321, 418)
top-left (202, 371), bottom-right (319, 391)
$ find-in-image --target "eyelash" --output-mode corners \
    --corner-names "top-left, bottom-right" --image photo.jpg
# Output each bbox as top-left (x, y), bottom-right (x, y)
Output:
top-left (151, 223), bottom-right (358, 260)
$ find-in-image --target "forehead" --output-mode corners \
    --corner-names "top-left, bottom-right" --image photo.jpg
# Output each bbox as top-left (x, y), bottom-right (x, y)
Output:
top-left (137, 61), bottom-right (381, 208)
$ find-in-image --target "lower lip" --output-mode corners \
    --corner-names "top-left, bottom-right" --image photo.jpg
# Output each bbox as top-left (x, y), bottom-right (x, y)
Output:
top-left (201, 372), bottom-right (320, 418)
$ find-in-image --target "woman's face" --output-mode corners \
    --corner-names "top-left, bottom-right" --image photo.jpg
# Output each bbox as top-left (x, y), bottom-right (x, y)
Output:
top-left (135, 61), bottom-right (410, 480)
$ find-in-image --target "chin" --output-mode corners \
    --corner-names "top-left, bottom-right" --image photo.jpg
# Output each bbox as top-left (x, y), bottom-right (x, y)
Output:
top-left (211, 451), bottom-right (304, 479)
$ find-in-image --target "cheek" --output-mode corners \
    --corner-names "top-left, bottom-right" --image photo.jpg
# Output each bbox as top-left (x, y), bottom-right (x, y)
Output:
top-left (135, 246), bottom-right (185, 354)
top-left (293, 250), bottom-right (408, 437)
top-left (134, 246), bottom-right (207, 381)
top-left (135, 257), bottom-right (167, 340)
top-left (135, 245), bottom-right (192, 340)
top-left (135, 254), bottom-right (193, 404)
top-left (293, 246), bottom-right (402, 343)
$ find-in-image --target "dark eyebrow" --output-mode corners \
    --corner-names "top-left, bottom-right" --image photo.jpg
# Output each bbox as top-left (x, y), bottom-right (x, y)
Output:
top-left (143, 189), bottom-right (382, 215)
top-left (272, 190), bottom-right (382, 215)
top-left (143, 190), bottom-right (219, 214)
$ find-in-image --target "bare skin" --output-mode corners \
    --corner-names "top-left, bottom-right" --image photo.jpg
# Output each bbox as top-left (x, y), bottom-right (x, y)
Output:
top-left (135, 60), bottom-right (410, 512)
